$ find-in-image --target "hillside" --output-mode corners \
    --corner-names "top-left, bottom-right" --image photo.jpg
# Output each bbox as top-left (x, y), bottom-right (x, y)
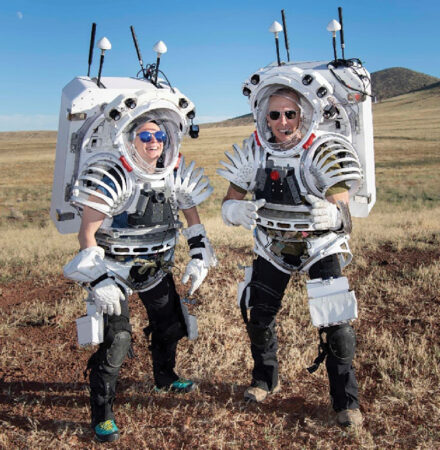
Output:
top-left (371, 67), bottom-right (439, 101)
top-left (203, 67), bottom-right (439, 128)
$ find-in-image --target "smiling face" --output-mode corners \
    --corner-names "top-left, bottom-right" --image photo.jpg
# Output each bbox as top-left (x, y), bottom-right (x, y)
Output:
top-left (133, 121), bottom-right (164, 167)
top-left (266, 94), bottom-right (301, 144)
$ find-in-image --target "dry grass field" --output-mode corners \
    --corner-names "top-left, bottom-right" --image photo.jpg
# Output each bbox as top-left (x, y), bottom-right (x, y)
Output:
top-left (0, 86), bottom-right (439, 449)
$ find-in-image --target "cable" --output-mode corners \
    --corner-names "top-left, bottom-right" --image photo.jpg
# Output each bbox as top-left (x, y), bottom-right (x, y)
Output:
top-left (327, 60), bottom-right (373, 98)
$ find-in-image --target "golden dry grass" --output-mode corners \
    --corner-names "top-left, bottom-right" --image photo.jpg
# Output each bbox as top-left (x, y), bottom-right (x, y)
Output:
top-left (0, 87), bottom-right (439, 448)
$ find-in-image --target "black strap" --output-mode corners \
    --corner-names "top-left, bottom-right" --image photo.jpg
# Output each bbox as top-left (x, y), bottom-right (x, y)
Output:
top-left (188, 235), bottom-right (205, 250)
top-left (307, 329), bottom-right (328, 374)
top-left (90, 273), bottom-right (109, 288)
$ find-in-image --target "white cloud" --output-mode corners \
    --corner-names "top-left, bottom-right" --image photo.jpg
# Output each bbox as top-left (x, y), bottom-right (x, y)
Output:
top-left (17, 11), bottom-right (23, 19)
top-left (0, 114), bottom-right (58, 132)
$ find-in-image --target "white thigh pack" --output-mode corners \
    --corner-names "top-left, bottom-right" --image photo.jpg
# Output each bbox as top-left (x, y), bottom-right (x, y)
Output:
top-left (306, 276), bottom-right (357, 328)
top-left (237, 266), bottom-right (253, 309)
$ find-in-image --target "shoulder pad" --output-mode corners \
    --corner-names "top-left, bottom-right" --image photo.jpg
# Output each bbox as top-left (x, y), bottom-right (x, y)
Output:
top-left (70, 157), bottom-right (132, 217)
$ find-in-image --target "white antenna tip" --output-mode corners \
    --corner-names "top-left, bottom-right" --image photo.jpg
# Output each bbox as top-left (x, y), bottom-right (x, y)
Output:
top-left (97, 37), bottom-right (112, 51)
top-left (326, 19), bottom-right (341, 33)
top-left (269, 21), bottom-right (283, 34)
top-left (153, 40), bottom-right (167, 55)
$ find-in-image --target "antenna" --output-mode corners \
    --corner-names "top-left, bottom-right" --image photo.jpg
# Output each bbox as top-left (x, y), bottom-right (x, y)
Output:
top-left (326, 19), bottom-right (341, 62)
top-left (269, 21), bottom-right (283, 66)
top-left (87, 22), bottom-right (96, 77)
top-left (338, 6), bottom-right (346, 60)
top-left (281, 10), bottom-right (290, 62)
top-left (130, 26), bottom-right (146, 78)
top-left (152, 41), bottom-right (167, 85)
top-left (96, 37), bottom-right (111, 88)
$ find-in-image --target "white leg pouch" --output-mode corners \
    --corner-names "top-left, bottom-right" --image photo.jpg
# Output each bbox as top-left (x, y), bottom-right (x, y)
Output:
top-left (180, 298), bottom-right (198, 341)
top-left (306, 276), bottom-right (357, 328)
top-left (76, 302), bottom-right (104, 346)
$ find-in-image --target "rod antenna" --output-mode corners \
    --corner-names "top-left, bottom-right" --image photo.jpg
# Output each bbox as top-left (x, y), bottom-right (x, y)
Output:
top-left (87, 22), bottom-right (96, 77)
top-left (281, 10), bottom-right (290, 62)
top-left (338, 6), bottom-right (346, 60)
top-left (269, 21), bottom-right (283, 66)
top-left (152, 41), bottom-right (167, 85)
top-left (96, 37), bottom-right (111, 88)
top-left (130, 26), bottom-right (146, 77)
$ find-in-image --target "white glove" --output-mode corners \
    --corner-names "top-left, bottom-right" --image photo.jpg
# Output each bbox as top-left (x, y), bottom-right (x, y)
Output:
top-left (222, 198), bottom-right (266, 230)
top-left (92, 277), bottom-right (124, 316)
top-left (182, 258), bottom-right (208, 296)
top-left (306, 194), bottom-right (342, 231)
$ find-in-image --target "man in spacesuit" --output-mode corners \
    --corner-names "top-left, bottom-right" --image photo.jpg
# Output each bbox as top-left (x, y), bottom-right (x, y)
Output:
top-left (219, 84), bottom-right (363, 428)
top-left (63, 110), bottom-right (216, 442)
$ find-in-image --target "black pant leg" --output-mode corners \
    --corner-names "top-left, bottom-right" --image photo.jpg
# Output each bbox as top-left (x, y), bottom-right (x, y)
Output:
top-left (139, 274), bottom-right (186, 388)
top-left (248, 257), bottom-right (291, 391)
top-left (88, 299), bottom-right (131, 427)
top-left (309, 254), bottom-right (360, 412)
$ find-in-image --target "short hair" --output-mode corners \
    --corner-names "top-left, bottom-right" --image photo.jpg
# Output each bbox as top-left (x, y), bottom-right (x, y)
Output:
top-left (269, 88), bottom-right (301, 106)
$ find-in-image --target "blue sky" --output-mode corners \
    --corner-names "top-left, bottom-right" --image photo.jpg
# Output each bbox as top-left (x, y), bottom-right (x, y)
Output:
top-left (0, 0), bottom-right (439, 131)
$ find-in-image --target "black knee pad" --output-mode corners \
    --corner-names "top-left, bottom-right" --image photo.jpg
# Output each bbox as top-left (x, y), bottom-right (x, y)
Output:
top-left (105, 330), bottom-right (131, 368)
top-left (326, 324), bottom-right (356, 364)
top-left (246, 321), bottom-right (274, 348)
top-left (99, 316), bottom-right (132, 370)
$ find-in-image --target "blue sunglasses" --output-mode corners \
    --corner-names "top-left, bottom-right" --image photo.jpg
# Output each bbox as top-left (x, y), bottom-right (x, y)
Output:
top-left (137, 130), bottom-right (167, 143)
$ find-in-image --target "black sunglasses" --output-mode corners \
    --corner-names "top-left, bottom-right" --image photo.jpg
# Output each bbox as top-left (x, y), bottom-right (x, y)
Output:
top-left (268, 110), bottom-right (298, 120)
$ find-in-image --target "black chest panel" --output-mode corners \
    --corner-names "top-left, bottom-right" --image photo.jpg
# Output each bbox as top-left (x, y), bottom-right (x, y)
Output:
top-left (128, 189), bottom-right (175, 228)
top-left (254, 167), bottom-right (303, 206)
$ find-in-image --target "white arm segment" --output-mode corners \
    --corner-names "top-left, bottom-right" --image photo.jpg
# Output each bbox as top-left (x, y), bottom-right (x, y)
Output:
top-left (181, 223), bottom-right (217, 295)
top-left (63, 245), bottom-right (124, 316)
top-left (63, 246), bottom-right (107, 282)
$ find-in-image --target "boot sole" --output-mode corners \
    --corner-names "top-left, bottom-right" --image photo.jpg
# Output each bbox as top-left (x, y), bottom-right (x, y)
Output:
top-left (95, 432), bottom-right (120, 443)
top-left (244, 384), bottom-right (281, 403)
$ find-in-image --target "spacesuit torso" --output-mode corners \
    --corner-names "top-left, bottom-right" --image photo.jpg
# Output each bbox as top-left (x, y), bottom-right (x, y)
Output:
top-left (218, 59), bottom-right (376, 274)
top-left (86, 155), bottom-right (212, 292)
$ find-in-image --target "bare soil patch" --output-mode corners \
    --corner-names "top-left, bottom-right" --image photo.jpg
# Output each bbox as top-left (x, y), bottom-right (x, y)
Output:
top-left (1, 244), bottom-right (439, 448)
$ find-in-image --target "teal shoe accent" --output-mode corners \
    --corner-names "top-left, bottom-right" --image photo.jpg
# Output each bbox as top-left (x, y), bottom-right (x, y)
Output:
top-left (171, 379), bottom-right (196, 392)
top-left (94, 420), bottom-right (120, 443)
top-left (154, 378), bottom-right (197, 394)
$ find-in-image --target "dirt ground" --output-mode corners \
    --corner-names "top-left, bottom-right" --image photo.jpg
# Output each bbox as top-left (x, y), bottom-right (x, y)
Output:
top-left (1, 243), bottom-right (439, 449)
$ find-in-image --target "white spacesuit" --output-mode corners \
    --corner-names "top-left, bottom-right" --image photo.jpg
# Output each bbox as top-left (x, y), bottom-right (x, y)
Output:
top-left (218, 44), bottom-right (375, 426)
top-left (51, 51), bottom-right (216, 441)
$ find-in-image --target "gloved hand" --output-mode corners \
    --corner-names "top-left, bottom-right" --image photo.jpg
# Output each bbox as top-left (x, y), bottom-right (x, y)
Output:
top-left (306, 194), bottom-right (342, 231)
top-left (92, 277), bottom-right (124, 316)
top-left (222, 198), bottom-right (266, 230)
top-left (182, 258), bottom-right (208, 296)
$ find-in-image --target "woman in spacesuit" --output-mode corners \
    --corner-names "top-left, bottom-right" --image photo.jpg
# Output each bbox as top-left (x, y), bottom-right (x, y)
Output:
top-left (66, 114), bottom-right (216, 443)
top-left (220, 86), bottom-right (363, 428)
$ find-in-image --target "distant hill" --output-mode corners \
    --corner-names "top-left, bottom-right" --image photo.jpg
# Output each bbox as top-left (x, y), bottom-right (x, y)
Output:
top-left (201, 113), bottom-right (253, 128)
top-left (204, 67), bottom-right (439, 128)
top-left (371, 67), bottom-right (439, 101)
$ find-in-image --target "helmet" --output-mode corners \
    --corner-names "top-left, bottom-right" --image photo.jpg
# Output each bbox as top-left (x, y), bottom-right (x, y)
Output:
top-left (253, 83), bottom-right (315, 157)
